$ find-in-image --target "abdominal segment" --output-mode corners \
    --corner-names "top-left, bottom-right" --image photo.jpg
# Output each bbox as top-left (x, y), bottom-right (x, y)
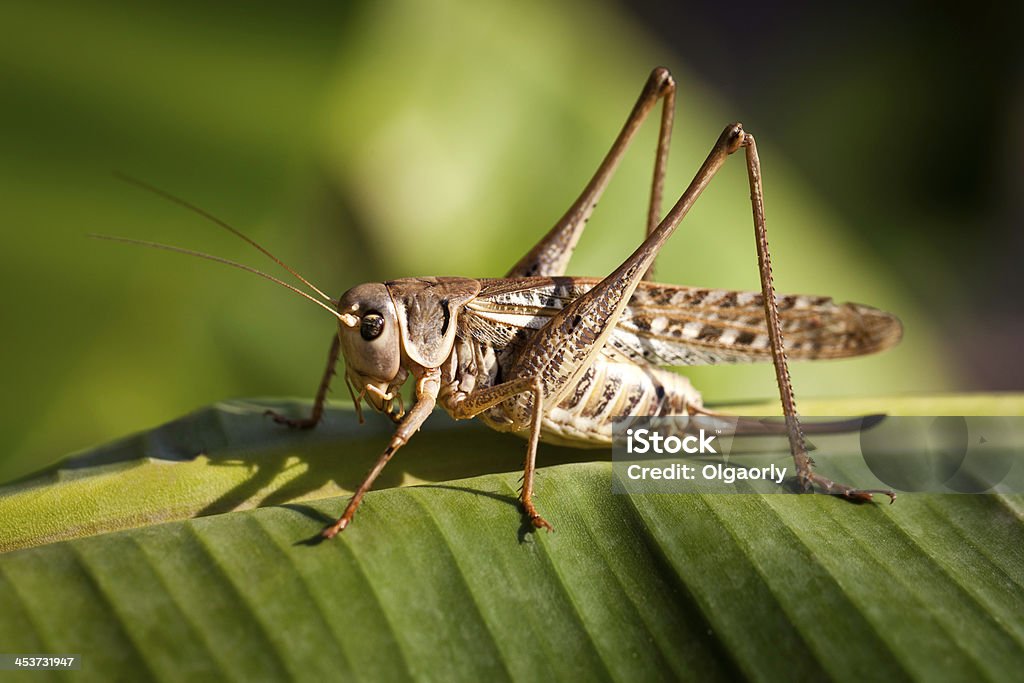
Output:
top-left (538, 359), bottom-right (703, 447)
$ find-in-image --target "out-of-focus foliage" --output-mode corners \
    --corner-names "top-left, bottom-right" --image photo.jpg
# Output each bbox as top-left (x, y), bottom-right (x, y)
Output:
top-left (0, 0), bottom-right (951, 484)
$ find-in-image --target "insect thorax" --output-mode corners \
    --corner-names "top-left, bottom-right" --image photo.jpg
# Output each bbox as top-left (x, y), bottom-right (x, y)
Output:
top-left (438, 319), bottom-right (703, 448)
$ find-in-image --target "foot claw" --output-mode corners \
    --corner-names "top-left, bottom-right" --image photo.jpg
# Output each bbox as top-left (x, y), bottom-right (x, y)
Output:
top-left (264, 409), bottom-right (317, 430)
top-left (321, 518), bottom-right (347, 539)
top-left (531, 514), bottom-right (554, 532)
top-left (802, 471), bottom-right (896, 505)
top-left (837, 487), bottom-right (897, 504)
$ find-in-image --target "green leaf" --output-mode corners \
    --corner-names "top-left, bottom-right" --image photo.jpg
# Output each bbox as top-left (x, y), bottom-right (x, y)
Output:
top-left (0, 399), bottom-right (598, 554)
top-left (1, 395), bottom-right (1022, 680)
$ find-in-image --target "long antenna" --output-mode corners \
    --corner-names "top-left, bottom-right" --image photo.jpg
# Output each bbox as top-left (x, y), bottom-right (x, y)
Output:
top-left (90, 234), bottom-right (348, 322)
top-left (113, 172), bottom-right (335, 303)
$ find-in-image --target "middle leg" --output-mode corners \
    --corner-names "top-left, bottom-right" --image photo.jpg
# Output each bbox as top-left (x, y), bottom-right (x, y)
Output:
top-left (448, 377), bottom-right (551, 530)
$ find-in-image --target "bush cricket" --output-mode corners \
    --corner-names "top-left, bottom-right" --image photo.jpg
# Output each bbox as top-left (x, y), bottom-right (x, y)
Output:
top-left (99, 67), bottom-right (902, 538)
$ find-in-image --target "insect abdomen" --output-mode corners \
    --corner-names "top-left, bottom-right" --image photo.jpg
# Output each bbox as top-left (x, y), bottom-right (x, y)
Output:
top-left (538, 358), bottom-right (702, 447)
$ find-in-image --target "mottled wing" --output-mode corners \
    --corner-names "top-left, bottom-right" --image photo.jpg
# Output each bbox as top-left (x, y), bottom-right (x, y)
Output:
top-left (614, 281), bottom-right (902, 365)
top-left (465, 277), bottom-right (902, 366)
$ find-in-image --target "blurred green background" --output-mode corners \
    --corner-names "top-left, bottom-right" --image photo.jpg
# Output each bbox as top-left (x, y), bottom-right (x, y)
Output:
top-left (1, 0), bottom-right (1018, 483)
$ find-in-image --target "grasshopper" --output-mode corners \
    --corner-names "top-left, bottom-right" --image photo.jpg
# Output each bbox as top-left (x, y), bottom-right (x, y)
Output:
top-left (103, 67), bottom-right (902, 539)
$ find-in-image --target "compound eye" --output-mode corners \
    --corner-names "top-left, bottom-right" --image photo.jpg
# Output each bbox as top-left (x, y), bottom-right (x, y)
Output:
top-left (360, 312), bottom-right (385, 341)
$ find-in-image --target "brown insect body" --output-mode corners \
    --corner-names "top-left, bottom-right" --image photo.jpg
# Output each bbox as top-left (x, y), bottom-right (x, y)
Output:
top-left (365, 276), bottom-right (899, 450)
top-left (104, 67), bottom-right (903, 539)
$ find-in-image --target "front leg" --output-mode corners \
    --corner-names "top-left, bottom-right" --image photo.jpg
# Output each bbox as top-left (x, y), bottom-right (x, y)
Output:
top-left (448, 377), bottom-right (550, 531)
top-left (321, 368), bottom-right (441, 538)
